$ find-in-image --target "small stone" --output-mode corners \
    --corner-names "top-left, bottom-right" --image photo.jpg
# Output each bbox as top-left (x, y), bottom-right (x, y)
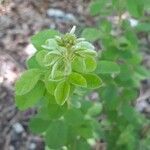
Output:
top-left (136, 100), bottom-right (147, 112)
top-left (24, 44), bottom-right (36, 57)
top-left (129, 18), bottom-right (138, 27)
top-left (28, 142), bottom-right (36, 150)
top-left (12, 122), bottom-right (24, 134)
top-left (47, 8), bottom-right (77, 23)
top-left (9, 145), bottom-right (15, 150)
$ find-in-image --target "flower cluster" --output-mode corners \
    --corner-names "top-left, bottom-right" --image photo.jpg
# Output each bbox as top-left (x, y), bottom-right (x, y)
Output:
top-left (36, 27), bottom-right (97, 81)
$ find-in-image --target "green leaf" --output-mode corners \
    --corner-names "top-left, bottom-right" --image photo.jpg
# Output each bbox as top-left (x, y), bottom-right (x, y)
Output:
top-left (135, 22), bottom-right (150, 32)
top-left (101, 84), bottom-right (118, 110)
top-left (89, 0), bottom-right (108, 16)
top-left (45, 120), bottom-right (67, 149)
top-left (87, 103), bottom-right (102, 117)
top-left (84, 56), bottom-right (97, 72)
top-left (54, 81), bottom-right (70, 105)
top-left (116, 37), bottom-right (130, 50)
top-left (45, 80), bottom-right (58, 95)
top-left (126, 0), bottom-right (144, 18)
top-left (29, 117), bottom-right (51, 134)
top-left (75, 41), bottom-right (95, 51)
top-left (15, 81), bottom-right (45, 110)
top-left (37, 103), bottom-right (67, 120)
top-left (31, 29), bottom-right (59, 51)
top-left (96, 61), bottom-right (120, 74)
top-left (15, 69), bottom-right (41, 95)
top-left (26, 55), bottom-right (41, 69)
top-left (76, 139), bottom-right (91, 150)
top-left (64, 108), bottom-right (84, 126)
top-left (117, 125), bottom-right (135, 148)
top-left (35, 50), bottom-right (48, 67)
top-left (99, 19), bottom-right (112, 33)
top-left (77, 120), bottom-right (93, 138)
top-left (135, 66), bottom-right (150, 78)
top-left (83, 73), bottom-right (102, 89)
top-left (121, 105), bottom-right (138, 124)
top-left (69, 72), bottom-right (87, 87)
top-left (81, 28), bottom-right (100, 42)
top-left (44, 52), bottom-right (59, 67)
top-left (72, 57), bottom-right (86, 73)
top-left (42, 39), bottom-right (58, 50)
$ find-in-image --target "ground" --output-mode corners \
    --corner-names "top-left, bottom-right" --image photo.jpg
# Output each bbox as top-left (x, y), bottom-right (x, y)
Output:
top-left (0, 0), bottom-right (149, 150)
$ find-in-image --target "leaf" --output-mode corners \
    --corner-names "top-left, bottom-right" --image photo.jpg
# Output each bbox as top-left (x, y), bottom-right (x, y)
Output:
top-left (87, 103), bottom-right (102, 117)
top-left (42, 39), bottom-right (58, 50)
top-left (89, 0), bottom-right (108, 16)
top-left (84, 56), bottom-right (97, 72)
top-left (121, 105), bottom-right (138, 124)
top-left (36, 50), bottom-right (48, 67)
top-left (37, 103), bottom-right (67, 120)
top-left (45, 120), bottom-right (67, 149)
top-left (75, 41), bottom-right (95, 50)
top-left (116, 37), bottom-right (130, 50)
top-left (31, 29), bottom-right (59, 51)
top-left (82, 49), bottom-right (97, 57)
top-left (77, 120), bottom-right (93, 138)
top-left (135, 66), bottom-right (150, 78)
top-left (81, 28), bottom-right (100, 42)
top-left (115, 64), bottom-right (133, 82)
top-left (96, 60), bottom-right (120, 74)
top-left (44, 52), bottom-right (59, 66)
top-left (135, 22), bottom-right (150, 32)
top-left (76, 139), bottom-right (91, 150)
top-left (64, 108), bottom-right (84, 126)
top-left (26, 55), bottom-right (41, 69)
top-left (99, 19), bottom-right (112, 33)
top-left (125, 30), bottom-right (138, 49)
top-left (126, 0), bottom-right (144, 18)
top-left (54, 81), bottom-right (70, 105)
top-left (15, 81), bottom-right (45, 110)
top-left (101, 84), bottom-right (118, 110)
top-left (29, 117), bottom-right (51, 134)
top-left (72, 57), bottom-right (86, 73)
top-left (117, 125), bottom-right (135, 148)
top-left (83, 73), bottom-right (102, 89)
top-left (69, 72), bottom-right (87, 87)
top-left (50, 60), bottom-right (60, 79)
top-left (45, 80), bottom-right (58, 95)
top-left (15, 69), bottom-right (41, 95)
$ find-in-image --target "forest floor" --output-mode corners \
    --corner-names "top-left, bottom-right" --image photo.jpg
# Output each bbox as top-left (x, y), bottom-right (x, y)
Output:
top-left (0, 0), bottom-right (150, 150)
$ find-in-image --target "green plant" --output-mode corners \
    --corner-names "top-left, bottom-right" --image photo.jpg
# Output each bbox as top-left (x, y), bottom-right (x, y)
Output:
top-left (14, 0), bottom-right (150, 150)
top-left (15, 27), bottom-right (103, 149)
top-left (81, 0), bottom-right (150, 150)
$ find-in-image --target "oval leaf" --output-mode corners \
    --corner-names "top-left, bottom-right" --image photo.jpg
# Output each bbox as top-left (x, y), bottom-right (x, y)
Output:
top-left (83, 73), bottom-right (102, 89)
top-left (26, 55), bottom-right (41, 69)
top-left (45, 80), bottom-right (58, 95)
top-left (84, 56), bottom-right (97, 72)
top-left (36, 50), bottom-right (48, 67)
top-left (15, 69), bottom-right (41, 95)
top-left (96, 60), bottom-right (120, 74)
top-left (42, 39), bottom-right (58, 50)
top-left (54, 81), bottom-right (70, 105)
top-left (31, 29), bottom-right (59, 51)
top-left (81, 28), bottom-right (100, 42)
top-left (29, 117), bottom-right (51, 134)
top-left (15, 81), bottom-right (45, 110)
top-left (69, 72), bottom-right (87, 87)
top-left (45, 120), bottom-right (67, 149)
top-left (72, 57), bottom-right (86, 73)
